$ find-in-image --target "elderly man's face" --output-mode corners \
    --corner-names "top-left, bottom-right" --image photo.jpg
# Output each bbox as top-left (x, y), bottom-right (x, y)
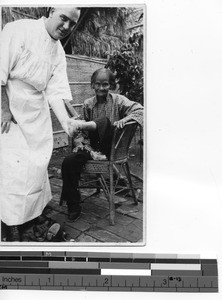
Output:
top-left (47, 7), bottom-right (80, 40)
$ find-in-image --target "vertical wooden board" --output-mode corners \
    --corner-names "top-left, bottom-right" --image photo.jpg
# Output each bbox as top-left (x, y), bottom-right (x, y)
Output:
top-left (69, 84), bottom-right (94, 104)
top-left (66, 103), bottom-right (84, 118)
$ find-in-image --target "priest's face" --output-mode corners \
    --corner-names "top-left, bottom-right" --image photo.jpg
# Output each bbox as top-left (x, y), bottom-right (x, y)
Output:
top-left (47, 7), bottom-right (80, 40)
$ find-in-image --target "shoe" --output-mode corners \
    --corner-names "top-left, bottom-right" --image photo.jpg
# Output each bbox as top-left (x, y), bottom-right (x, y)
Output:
top-left (68, 207), bottom-right (82, 222)
top-left (21, 232), bottom-right (31, 242)
top-left (47, 223), bottom-right (62, 241)
top-left (46, 223), bottom-right (75, 242)
top-left (33, 219), bottom-right (51, 242)
top-left (6, 225), bottom-right (20, 242)
top-left (61, 232), bottom-right (75, 242)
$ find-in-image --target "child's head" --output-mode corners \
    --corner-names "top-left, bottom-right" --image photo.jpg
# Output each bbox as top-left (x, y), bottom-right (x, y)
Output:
top-left (91, 68), bottom-right (116, 98)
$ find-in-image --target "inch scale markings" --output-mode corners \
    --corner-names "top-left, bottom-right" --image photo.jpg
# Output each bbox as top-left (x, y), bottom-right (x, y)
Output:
top-left (0, 252), bottom-right (218, 292)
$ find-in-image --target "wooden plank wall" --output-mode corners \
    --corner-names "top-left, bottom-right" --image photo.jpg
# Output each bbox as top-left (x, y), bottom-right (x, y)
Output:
top-left (52, 55), bottom-right (106, 148)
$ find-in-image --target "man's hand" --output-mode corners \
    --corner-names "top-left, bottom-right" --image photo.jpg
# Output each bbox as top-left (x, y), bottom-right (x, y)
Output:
top-left (1, 85), bottom-right (17, 134)
top-left (61, 118), bottom-right (86, 137)
top-left (114, 119), bottom-right (126, 129)
top-left (1, 109), bottom-right (17, 134)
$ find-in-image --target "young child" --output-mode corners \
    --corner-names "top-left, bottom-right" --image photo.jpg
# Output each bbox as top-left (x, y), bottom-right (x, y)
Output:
top-left (61, 68), bottom-right (143, 221)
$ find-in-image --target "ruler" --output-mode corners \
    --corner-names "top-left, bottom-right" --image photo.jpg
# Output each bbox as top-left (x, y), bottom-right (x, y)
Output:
top-left (0, 251), bottom-right (218, 292)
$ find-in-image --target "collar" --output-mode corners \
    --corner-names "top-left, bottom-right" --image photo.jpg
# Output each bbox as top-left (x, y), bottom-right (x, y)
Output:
top-left (40, 16), bottom-right (57, 44)
top-left (91, 93), bottom-right (113, 108)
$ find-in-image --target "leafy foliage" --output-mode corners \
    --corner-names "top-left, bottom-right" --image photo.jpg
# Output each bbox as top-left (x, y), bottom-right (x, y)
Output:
top-left (105, 31), bottom-right (143, 104)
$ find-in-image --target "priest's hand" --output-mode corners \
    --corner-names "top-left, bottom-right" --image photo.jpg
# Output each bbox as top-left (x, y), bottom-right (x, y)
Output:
top-left (61, 118), bottom-right (85, 137)
top-left (1, 109), bottom-right (17, 134)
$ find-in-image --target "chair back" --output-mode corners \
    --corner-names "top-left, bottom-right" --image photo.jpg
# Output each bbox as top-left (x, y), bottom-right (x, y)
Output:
top-left (110, 122), bottom-right (138, 162)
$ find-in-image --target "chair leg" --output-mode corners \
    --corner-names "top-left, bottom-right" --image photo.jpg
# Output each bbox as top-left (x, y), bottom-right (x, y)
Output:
top-left (96, 178), bottom-right (100, 193)
top-left (123, 162), bottom-right (138, 205)
top-left (109, 166), bottom-right (115, 225)
top-left (98, 174), bottom-right (115, 225)
top-left (99, 175), bottom-right (109, 199)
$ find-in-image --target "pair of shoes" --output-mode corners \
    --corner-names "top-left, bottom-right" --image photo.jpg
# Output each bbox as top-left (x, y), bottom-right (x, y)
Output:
top-left (28, 220), bottom-right (62, 242)
top-left (47, 223), bottom-right (75, 242)
top-left (68, 207), bottom-right (82, 222)
top-left (6, 225), bottom-right (20, 242)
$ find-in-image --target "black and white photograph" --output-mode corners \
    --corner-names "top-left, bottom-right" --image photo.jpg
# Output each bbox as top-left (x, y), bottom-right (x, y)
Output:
top-left (0, 5), bottom-right (145, 244)
top-left (1, 0), bottom-right (222, 299)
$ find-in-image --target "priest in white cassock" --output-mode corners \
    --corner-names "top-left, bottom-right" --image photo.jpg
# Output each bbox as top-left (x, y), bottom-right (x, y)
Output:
top-left (0, 7), bottom-right (81, 241)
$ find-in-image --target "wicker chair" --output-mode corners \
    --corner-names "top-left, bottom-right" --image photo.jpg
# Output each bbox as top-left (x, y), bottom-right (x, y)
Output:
top-left (80, 121), bottom-right (139, 225)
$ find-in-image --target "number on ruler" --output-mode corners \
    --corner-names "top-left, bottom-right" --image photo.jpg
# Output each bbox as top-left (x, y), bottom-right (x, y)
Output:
top-left (162, 279), bottom-right (167, 286)
top-left (0, 285), bottom-right (7, 289)
top-left (169, 277), bottom-right (182, 282)
top-left (104, 278), bottom-right (109, 285)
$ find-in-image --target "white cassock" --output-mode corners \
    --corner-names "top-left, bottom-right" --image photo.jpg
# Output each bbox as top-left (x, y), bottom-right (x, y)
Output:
top-left (0, 17), bottom-right (72, 225)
